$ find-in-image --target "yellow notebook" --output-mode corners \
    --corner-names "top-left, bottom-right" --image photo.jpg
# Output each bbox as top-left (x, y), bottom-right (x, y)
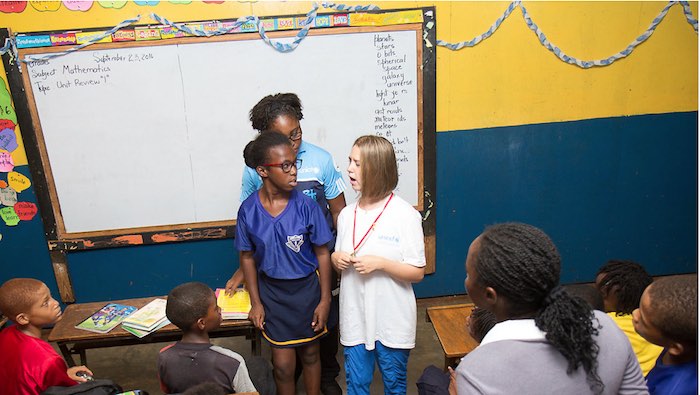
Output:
top-left (215, 288), bottom-right (251, 320)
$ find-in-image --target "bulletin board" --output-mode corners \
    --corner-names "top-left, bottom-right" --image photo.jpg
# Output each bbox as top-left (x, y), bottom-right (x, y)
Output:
top-left (2, 7), bottom-right (437, 300)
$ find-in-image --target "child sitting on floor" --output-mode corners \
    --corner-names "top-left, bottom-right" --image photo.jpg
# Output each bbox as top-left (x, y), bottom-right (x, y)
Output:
top-left (158, 282), bottom-right (266, 395)
top-left (0, 278), bottom-right (92, 395)
top-left (596, 260), bottom-right (663, 375)
top-left (633, 274), bottom-right (697, 394)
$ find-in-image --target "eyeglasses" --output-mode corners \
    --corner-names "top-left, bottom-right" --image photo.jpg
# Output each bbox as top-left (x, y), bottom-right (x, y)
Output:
top-left (262, 158), bottom-right (302, 173)
top-left (287, 127), bottom-right (302, 142)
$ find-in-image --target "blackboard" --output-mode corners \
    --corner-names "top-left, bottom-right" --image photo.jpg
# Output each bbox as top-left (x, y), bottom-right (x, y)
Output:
top-left (2, 8), bottom-right (436, 250)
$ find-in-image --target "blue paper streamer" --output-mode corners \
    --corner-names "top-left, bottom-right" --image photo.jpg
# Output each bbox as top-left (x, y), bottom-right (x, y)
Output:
top-left (435, 0), bottom-right (698, 69)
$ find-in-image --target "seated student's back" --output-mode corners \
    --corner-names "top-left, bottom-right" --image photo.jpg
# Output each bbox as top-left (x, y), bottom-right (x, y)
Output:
top-left (158, 282), bottom-right (258, 394)
top-left (456, 223), bottom-right (648, 395)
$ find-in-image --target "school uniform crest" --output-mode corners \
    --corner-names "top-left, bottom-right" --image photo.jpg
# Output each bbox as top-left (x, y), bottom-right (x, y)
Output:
top-left (285, 235), bottom-right (304, 252)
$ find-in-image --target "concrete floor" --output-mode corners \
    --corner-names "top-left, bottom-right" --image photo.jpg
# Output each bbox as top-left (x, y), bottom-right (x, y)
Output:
top-left (49, 294), bottom-right (471, 395)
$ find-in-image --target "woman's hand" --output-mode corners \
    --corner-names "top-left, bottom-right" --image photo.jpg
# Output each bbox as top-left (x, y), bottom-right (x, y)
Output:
top-left (224, 268), bottom-right (245, 296)
top-left (331, 251), bottom-right (353, 271)
top-left (350, 254), bottom-right (384, 275)
top-left (248, 303), bottom-right (265, 330)
top-left (312, 299), bottom-right (330, 332)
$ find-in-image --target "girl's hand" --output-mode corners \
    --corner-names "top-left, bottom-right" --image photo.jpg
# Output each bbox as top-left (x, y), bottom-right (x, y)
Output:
top-left (248, 303), bottom-right (265, 330)
top-left (350, 255), bottom-right (384, 275)
top-left (67, 366), bottom-right (93, 382)
top-left (448, 366), bottom-right (457, 395)
top-left (312, 300), bottom-right (330, 332)
top-left (331, 251), bottom-right (353, 271)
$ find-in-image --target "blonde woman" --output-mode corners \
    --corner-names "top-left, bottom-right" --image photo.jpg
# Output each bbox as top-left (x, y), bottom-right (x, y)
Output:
top-left (332, 135), bottom-right (425, 395)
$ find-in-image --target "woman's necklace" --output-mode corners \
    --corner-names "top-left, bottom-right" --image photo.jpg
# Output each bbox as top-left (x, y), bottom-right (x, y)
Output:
top-left (351, 193), bottom-right (394, 257)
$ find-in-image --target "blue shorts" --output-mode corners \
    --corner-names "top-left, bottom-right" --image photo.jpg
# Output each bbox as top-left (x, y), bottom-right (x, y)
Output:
top-left (344, 341), bottom-right (410, 395)
top-left (258, 272), bottom-right (327, 348)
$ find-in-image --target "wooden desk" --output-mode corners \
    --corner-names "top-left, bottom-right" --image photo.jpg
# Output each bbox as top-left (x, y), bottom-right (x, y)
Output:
top-left (49, 297), bottom-right (260, 367)
top-left (426, 303), bottom-right (479, 370)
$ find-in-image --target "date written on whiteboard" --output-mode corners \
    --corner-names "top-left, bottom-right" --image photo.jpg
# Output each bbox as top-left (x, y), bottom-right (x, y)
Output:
top-left (128, 53), bottom-right (154, 62)
top-left (92, 52), bottom-right (155, 64)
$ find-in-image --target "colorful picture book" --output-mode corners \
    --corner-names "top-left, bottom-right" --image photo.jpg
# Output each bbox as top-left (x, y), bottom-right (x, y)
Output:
top-left (216, 288), bottom-right (251, 320)
top-left (121, 298), bottom-right (168, 332)
top-left (75, 303), bottom-right (138, 334)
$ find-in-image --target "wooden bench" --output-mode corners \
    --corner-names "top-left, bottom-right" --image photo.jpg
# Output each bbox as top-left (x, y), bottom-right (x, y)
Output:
top-left (426, 303), bottom-right (479, 370)
top-left (49, 297), bottom-right (260, 367)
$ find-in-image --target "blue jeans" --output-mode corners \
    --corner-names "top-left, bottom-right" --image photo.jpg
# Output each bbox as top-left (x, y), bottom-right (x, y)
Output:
top-left (344, 341), bottom-right (410, 395)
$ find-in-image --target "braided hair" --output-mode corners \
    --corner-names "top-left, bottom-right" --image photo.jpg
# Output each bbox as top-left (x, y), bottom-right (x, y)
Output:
top-left (596, 260), bottom-right (652, 315)
top-left (249, 93), bottom-right (304, 131)
top-left (475, 222), bottom-right (604, 393)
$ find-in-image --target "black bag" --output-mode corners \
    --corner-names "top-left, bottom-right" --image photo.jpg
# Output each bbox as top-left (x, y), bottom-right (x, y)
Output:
top-left (416, 364), bottom-right (450, 395)
top-left (41, 379), bottom-right (122, 395)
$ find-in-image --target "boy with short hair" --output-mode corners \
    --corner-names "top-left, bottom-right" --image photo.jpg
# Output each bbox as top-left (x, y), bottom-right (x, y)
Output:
top-left (596, 259), bottom-right (663, 375)
top-left (157, 282), bottom-right (258, 394)
top-left (0, 278), bottom-right (92, 395)
top-left (633, 274), bottom-right (697, 394)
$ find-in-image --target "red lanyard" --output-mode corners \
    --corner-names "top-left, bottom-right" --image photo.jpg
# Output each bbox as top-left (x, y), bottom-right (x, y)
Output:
top-left (352, 193), bottom-right (393, 256)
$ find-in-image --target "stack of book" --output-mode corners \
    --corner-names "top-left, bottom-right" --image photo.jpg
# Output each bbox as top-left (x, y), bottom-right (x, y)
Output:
top-left (215, 288), bottom-right (251, 320)
top-left (121, 298), bottom-right (169, 338)
top-left (75, 303), bottom-right (138, 334)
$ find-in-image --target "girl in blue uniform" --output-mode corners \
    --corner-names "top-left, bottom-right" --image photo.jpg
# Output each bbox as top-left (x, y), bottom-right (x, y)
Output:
top-left (235, 131), bottom-right (333, 395)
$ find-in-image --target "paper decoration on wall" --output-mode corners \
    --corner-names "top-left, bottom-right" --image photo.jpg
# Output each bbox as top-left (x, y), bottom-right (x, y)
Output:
top-left (0, 82), bottom-right (17, 125)
top-left (203, 0), bottom-right (225, 3)
top-left (0, 186), bottom-right (17, 206)
top-left (7, 171), bottom-right (30, 193)
top-left (14, 201), bottom-right (38, 221)
top-left (29, 0), bottom-right (61, 11)
top-left (0, 180), bottom-right (6, 188)
top-left (0, 151), bottom-right (14, 172)
top-left (0, 1), bottom-right (27, 13)
top-left (98, 0), bottom-right (126, 9)
top-left (0, 206), bottom-right (20, 226)
top-left (168, 0), bottom-right (191, 4)
top-left (63, 0), bottom-right (93, 11)
top-left (134, 0), bottom-right (159, 5)
top-left (0, 129), bottom-right (18, 152)
top-left (0, 120), bottom-right (15, 130)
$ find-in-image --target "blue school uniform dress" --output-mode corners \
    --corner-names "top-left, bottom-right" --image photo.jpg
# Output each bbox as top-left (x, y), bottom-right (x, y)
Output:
top-left (236, 189), bottom-right (333, 347)
top-left (241, 139), bottom-right (346, 329)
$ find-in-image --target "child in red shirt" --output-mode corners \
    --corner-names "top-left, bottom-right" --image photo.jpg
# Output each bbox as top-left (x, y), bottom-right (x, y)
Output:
top-left (0, 278), bottom-right (92, 395)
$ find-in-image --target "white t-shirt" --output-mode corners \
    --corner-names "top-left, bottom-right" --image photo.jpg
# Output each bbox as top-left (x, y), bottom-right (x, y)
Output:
top-left (335, 193), bottom-right (426, 350)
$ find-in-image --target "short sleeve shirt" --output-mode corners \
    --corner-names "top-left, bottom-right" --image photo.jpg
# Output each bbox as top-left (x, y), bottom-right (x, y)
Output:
top-left (240, 140), bottom-right (345, 248)
top-left (0, 325), bottom-right (76, 395)
top-left (236, 189), bottom-right (333, 279)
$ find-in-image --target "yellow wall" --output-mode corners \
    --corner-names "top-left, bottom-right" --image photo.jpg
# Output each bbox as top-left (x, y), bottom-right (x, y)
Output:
top-left (1, 1), bottom-right (697, 166)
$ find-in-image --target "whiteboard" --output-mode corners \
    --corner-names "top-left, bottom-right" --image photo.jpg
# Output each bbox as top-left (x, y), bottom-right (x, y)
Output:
top-left (24, 27), bottom-right (421, 234)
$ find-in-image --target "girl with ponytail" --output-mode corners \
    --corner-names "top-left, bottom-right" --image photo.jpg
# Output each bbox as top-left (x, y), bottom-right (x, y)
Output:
top-left (454, 222), bottom-right (648, 395)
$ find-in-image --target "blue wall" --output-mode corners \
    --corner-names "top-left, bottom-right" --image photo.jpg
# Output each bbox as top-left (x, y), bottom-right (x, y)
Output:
top-left (1, 112), bottom-right (697, 302)
top-left (0, 166), bottom-right (62, 300)
top-left (414, 111), bottom-right (698, 297)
